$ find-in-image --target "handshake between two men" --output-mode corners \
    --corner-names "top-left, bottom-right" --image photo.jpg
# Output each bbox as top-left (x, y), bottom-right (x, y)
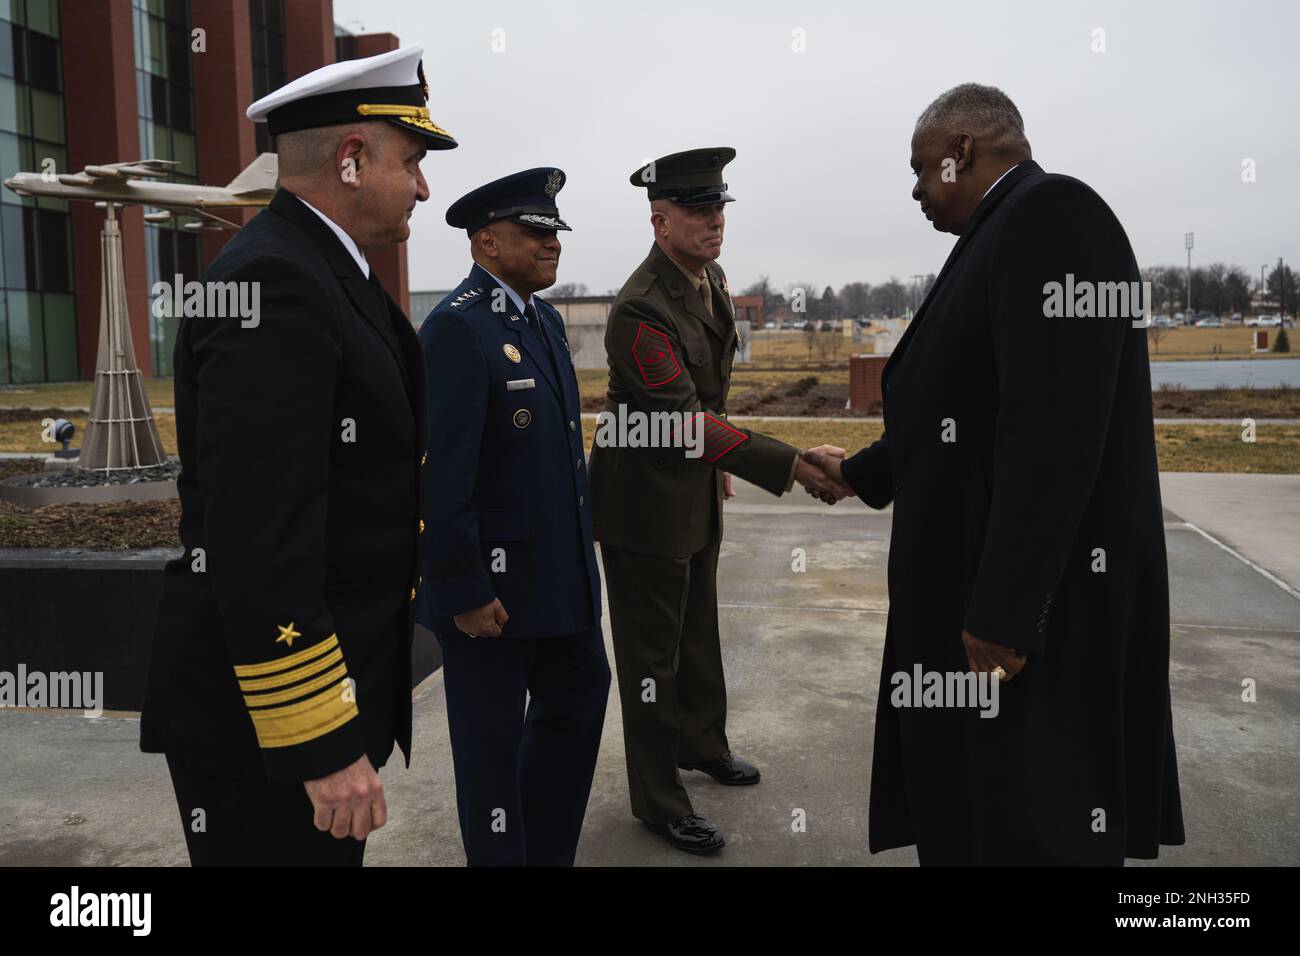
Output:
top-left (793, 444), bottom-right (855, 505)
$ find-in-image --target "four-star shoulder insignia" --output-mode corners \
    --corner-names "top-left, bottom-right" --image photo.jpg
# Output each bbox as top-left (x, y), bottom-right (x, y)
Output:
top-left (450, 288), bottom-right (483, 308)
top-left (275, 622), bottom-right (302, 648)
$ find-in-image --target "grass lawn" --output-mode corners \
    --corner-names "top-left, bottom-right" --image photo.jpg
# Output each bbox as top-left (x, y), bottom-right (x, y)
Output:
top-left (1, 410), bottom-right (1295, 474)
top-left (1145, 325), bottom-right (1291, 360)
top-left (0, 378), bottom-right (176, 410)
top-left (577, 417), bottom-right (1299, 474)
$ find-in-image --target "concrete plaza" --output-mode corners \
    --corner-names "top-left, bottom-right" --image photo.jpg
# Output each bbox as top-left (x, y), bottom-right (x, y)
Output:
top-left (1, 473), bottom-right (1297, 866)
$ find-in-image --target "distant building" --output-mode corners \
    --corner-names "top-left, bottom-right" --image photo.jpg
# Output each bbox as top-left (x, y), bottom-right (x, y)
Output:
top-left (731, 294), bottom-right (764, 329)
top-left (410, 288), bottom-right (762, 369)
top-left (546, 294), bottom-right (614, 370)
top-left (408, 289), bottom-right (452, 327)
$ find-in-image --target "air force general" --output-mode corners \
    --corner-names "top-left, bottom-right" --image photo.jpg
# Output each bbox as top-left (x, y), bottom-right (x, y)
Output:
top-left (416, 169), bottom-right (611, 866)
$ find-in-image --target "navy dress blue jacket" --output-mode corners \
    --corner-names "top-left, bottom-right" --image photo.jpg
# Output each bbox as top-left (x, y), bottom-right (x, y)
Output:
top-left (416, 263), bottom-right (600, 639)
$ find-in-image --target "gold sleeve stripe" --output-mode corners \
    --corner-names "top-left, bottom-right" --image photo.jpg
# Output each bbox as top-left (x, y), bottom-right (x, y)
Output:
top-left (233, 633), bottom-right (339, 678)
top-left (242, 662), bottom-right (348, 708)
top-left (237, 647), bottom-right (344, 692)
top-left (247, 683), bottom-right (360, 749)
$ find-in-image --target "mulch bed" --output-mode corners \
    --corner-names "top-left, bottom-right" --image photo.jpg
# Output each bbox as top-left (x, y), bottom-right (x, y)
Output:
top-left (730, 377), bottom-right (880, 416)
top-left (0, 457), bottom-right (181, 550)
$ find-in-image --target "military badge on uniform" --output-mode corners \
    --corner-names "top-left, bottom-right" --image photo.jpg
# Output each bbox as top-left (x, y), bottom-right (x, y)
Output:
top-left (544, 170), bottom-right (563, 199)
top-left (275, 622), bottom-right (301, 648)
top-left (504, 343), bottom-right (522, 363)
top-left (513, 409), bottom-right (532, 429)
top-left (632, 322), bottom-right (681, 387)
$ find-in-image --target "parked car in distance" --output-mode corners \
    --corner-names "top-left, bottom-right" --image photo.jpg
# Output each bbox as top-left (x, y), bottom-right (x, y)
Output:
top-left (1194, 317), bottom-right (1222, 328)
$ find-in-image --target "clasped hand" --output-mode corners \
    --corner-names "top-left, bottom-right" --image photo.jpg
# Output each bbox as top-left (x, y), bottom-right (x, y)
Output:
top-left (796, 445), bottom-right (855, 504)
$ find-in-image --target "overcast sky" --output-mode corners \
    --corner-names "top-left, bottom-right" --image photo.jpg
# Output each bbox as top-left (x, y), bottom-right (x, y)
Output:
top-left (333, 0), bottom-right (1299, 297)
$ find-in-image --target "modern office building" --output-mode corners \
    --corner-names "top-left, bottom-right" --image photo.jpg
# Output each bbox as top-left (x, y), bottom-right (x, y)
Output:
top-left (0, 0), bottom-right (413, 385)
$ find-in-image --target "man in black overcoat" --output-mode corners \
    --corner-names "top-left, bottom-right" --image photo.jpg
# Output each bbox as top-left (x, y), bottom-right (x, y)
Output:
top-left (805, 84), bottom-right (1185, 865)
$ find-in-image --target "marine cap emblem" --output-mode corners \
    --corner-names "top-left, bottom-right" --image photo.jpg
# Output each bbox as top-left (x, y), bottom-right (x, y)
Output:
top-left (544, 170), bottom-right (562, 198)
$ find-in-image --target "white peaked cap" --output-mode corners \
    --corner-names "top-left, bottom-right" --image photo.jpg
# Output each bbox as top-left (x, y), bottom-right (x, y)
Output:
top-left (245, 43), bottom-right (456, 148)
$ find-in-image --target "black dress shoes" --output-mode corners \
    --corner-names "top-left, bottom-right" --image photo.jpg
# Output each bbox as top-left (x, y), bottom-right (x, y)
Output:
top-left (643, 814), bottom-right (725, 855)
top-left (679, 752), bottom-right (761, 785)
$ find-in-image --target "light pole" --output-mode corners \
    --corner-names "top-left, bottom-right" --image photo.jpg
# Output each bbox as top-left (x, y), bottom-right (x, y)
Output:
top-left (1184, 232), bottom-right (1194, 319)
top-left (1281, 259), bottom-right (1289, 321)
top-left (1262, 264), bottom-right (1268, 314)
top-left (911, 273), bottom-right (925, 316)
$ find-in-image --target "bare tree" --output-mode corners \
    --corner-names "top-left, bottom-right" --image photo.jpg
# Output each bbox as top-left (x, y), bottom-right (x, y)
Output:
top-left (1147, 323), bottom-right (1167, 355)
top-left (548, 281), bottom-right (589, 298)
top-left (839, 281), bottom-right (871, 317)
top-left (815, 329), bottom-right (835, 362)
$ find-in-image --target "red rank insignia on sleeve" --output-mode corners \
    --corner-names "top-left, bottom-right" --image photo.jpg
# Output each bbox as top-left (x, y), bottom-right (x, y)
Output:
top-left (632, 322), bottom-right (681, 387)
top-left (700, 412), bottom-right (747, 462)
top-left (672, 411), bottom-right (748, 463)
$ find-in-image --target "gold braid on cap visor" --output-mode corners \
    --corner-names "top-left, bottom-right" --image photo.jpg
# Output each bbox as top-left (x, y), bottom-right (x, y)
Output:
top-left (356, 103), bottom-right (452, 137)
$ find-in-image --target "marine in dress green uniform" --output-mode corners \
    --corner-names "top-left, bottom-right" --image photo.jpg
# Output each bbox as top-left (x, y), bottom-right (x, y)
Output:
top-left (588, 147), bottom-right (800, 854)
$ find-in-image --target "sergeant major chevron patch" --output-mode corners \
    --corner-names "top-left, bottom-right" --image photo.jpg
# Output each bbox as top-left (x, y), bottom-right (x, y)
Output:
top-left (632, 322), bottom-right (681, 387)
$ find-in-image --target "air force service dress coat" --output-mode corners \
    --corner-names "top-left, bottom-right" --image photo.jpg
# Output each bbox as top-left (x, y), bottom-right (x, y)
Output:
top-left (415, 262), bottom-right (600, 638)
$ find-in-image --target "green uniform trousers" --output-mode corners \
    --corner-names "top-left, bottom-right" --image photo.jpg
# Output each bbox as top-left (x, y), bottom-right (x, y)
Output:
top-left (600, 536), bottom-right (730, 823)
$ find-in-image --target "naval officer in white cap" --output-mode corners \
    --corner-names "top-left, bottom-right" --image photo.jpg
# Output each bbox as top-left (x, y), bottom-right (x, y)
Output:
top-left (141, 44), bottom-right (454, 866)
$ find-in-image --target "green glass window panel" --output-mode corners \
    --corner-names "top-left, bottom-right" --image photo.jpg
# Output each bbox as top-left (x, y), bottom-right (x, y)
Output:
top-left (32, 137), bottom-right (63, 176)
top-left (151, 120), bottom-right (169, 160)
top-left (0, 296), bottom-right (9, 383)
top-left (169, 78), bottom-right (191, 131)
top-left (1, 1), bottom-right (23, 27)
top-left (41, 291), bottom-right (74, 379)
top-left (1, 133), bottom-right (33, 206)
top-left (133, 6), bottom-right (144, 67)
top-left (148, 71), bottom-right (166, 122)
top-left (25, 28), bottom-right (59, 92)
top-left (26, 29), bottom-right (60, 92)
top-left (6, 289), bottom-right (43, 381)
top-left (135, 67), bottom-right (148, 119)
top-left (1, 202), bottom-right (30, 288)
top-left (0, 21), bottom-right (14, 77)
top-left (176, 230), bottom-right (200, 279)
top-left (29, 87), bottom-right (62, 142)
top-left (0, 74), bottom-right (29, 134)
top-left (151, 308), bottom-right (176, 376)
top-left (35, 206), bottom-right (69, 291)
top-left (25, 0), bottom-right (56, 38)
top-left (0, 129), bottom-right (21, 202)
top-left (146, 16), bottom-right (166, 77)
top-left (171, 129), bottom-right (194, 175)
top-left (165, 21), bottom-right (188, 84)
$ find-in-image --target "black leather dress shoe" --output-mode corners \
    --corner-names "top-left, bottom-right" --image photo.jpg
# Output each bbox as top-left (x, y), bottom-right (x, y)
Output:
top-left (643, 815), bottom-right (725, 855)
top-left (679, 752), bottom-right (761, 785)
